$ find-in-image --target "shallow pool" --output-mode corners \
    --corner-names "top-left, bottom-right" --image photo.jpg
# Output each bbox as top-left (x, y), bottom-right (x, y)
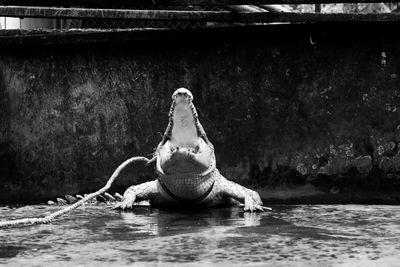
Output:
top-left (1, 205), bottom-right (400, 266)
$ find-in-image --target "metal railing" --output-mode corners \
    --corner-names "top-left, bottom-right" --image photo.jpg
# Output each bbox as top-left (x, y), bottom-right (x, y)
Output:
top-left (0, 1), bottom-right (398, 43)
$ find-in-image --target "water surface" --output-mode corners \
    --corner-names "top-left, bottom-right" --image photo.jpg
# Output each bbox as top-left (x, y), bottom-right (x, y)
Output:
top-left (1, 205), bottom-right (400, 266)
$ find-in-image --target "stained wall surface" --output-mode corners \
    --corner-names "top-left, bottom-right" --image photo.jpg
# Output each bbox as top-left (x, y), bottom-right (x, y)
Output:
top-left (1, 24), bottom-right (400, 203)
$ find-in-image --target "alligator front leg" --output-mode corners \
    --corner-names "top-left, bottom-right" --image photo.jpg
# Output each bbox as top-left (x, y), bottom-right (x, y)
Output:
top-left (214, 175), bottom-right (271, 212)
top-left (113, 180), bottom-right (158, 210)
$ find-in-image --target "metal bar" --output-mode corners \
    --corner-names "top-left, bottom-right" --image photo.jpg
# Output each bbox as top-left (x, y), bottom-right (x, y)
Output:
top-left (0, 6), bottom-right (400, 22)
top-left (0, 6), bottom-right (232, 20)
top-left (0, 0), bottom-right (399, 7)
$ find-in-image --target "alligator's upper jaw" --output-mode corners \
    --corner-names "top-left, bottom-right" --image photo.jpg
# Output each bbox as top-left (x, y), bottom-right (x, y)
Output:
top-left (156, 88), bottom-right (213, 175)
top-left (170, 91), bottom-right (198, 150)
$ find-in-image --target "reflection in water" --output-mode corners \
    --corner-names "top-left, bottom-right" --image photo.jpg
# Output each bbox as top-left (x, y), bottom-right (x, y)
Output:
top-left (0, 205), bottom-right (400, 266)
top-left (120, 207), bottom-right (262, 236)
top-left (243, 212), bottom-right (262, 227)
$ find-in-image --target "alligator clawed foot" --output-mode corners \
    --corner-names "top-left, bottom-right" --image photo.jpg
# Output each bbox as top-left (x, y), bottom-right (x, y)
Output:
top-left (243, 204), bottom-right (271, 212)
top-left (261, 206), bottom-right (272, 211)
top-left (241, 198), bottom-right (272, 212)
top-left (112, 196), bottom-right (136, 210)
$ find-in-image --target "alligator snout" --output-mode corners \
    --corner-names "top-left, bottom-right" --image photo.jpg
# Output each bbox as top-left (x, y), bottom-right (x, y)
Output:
top-left (172, 88), bottom-right (193, 101)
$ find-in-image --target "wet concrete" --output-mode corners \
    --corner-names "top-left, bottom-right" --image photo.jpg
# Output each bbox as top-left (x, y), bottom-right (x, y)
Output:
top-left (0, 204), bottom-right (400, 266)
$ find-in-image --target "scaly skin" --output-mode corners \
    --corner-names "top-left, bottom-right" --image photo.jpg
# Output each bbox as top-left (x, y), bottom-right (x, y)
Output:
top-left (114, 88), bottom-right (270, 212)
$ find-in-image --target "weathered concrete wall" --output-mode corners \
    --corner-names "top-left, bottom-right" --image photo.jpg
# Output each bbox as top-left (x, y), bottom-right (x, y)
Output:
top-left (1, 24), bottom-right (400, 203)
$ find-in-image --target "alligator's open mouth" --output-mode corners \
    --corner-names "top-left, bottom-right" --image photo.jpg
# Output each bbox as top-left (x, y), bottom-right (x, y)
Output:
top-left (156, 88), bottom-right (213, 175)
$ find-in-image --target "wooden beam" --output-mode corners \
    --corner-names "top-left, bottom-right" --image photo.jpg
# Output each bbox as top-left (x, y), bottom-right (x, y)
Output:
top-left (0, 0), bottom-right (399, 8)
top-left (1, 6), bottom-right (400, 23)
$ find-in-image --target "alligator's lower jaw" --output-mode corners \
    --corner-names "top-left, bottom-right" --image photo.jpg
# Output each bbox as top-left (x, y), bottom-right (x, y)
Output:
top-left (161, 149), bottom-right (209, 174)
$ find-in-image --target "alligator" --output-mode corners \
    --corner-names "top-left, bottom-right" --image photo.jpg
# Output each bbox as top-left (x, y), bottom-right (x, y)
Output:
top-left (113, 88), bottom-right (270, 212)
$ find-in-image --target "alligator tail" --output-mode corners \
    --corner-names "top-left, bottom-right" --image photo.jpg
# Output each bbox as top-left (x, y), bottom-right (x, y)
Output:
top-left (0, 156), bottom-right (150, 228)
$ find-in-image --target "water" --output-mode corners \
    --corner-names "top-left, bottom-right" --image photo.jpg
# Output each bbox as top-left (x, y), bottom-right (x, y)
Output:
top-left (1, 205), bottom-right (400, 266)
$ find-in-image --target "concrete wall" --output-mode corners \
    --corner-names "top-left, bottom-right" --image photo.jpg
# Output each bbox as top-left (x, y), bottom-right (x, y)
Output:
top-left (1, 24), bottom-right (400, 203)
